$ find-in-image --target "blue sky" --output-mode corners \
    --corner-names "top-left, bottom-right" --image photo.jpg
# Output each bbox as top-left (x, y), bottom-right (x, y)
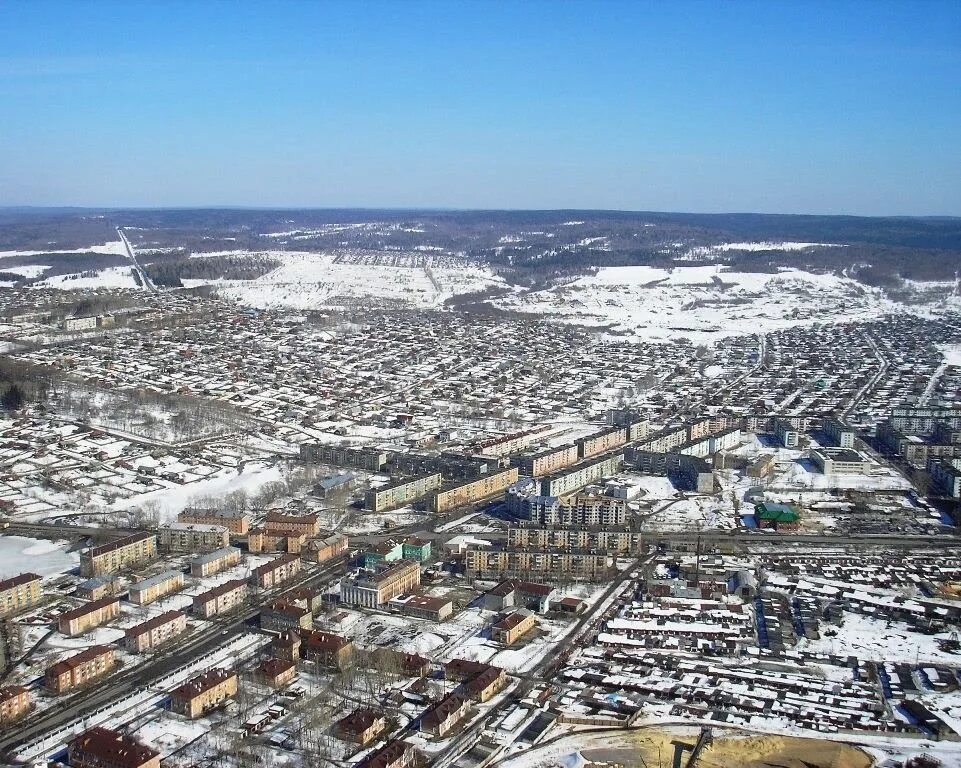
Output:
top-left (1, 0), bottom-right (959, 215)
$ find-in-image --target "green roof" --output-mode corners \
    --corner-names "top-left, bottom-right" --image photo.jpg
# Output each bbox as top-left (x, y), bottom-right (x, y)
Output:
top-left (755, 502), bottom-right (800, 522)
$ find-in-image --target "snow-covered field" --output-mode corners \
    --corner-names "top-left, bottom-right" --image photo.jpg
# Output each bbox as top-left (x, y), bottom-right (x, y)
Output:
top-left (491, 264), bottom-right (897, 343)
top-left (0, 535), bottom-right (77, 579)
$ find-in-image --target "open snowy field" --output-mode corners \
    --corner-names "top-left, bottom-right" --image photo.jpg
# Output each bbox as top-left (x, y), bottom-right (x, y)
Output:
top-left (0, 535), bottom-right (77, 579)
top-left (491, 264), bottom-right (898, 343)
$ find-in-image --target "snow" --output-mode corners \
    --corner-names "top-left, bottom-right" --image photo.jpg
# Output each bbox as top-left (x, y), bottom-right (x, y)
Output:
top-left (937, 343), bottom-right (961, 368)
top-left (40, 266), bottom-right (140, 289)
top-left (0, 240), bottom-right (128, 258)
top-left (0, 535), bottom-right (78, 579)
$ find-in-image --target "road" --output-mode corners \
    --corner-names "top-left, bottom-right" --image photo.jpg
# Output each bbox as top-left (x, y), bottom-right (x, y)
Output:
top-left (116, 227), bottom-right (158, 293)
top-left (0, 556), bottom-right (347, 758)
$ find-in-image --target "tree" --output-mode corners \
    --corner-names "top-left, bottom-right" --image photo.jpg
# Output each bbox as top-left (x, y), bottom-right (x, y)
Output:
top-left (0, 384), bottom-right (25, 412)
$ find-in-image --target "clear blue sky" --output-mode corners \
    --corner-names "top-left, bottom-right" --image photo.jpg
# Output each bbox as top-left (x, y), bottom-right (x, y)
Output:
top-left (1, 0), bottom-right (959, 215)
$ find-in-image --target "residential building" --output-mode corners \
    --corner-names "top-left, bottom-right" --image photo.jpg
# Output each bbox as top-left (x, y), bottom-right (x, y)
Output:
top-left (190, 546), bottom-right (242, 577)
top-left (511, 444), bottom-right (579, 478)
top-left (364, 540), bottom-right (403, 568)
top-left (824, 417), bottom-right (856, 448)
top-left (340, 560), bottom-right (421, 609)
top-left (507, 526), bottom-right (642, 553)
top-left (357, 740), bottom-right (415, 768)
top-left (443, 659), bottom-right (507, 703)
top-left (59, 596), bottom-right (121, 636)
top-left (402, 537), bottom-right (432, 562)
top-left (299, 628), bottom-right (353, 668)
top-left (336, 708), bottom-right (387, 745)
top-left (0, 686), bottom-right (30, 723)
top-left (45, 645), bottom-right (116, 693)
top-left (483, 580), bottom-right (554, 613)
top-left (472, 425), bottom-right (551, 458)
top-left (810, 447), bottom-right (872, 474)
top-left (125, 610), bottom-right (188, 653)
top-left (258, 658), bottom-right (296, 688)
top-left (431, 467), bottom-right (519, 513)
top-left (467, 547), bottom-right (611, 582)
top-left (302, 532), bottom-right (348, 564)
top-left (271, 630), bottom-right (302, 662)
top-left (264, 510), bottom-right (321, 537)
top-left (889, 406), bottom-right (961, 434)
top-left (171, 668), bottom-right (238, 719)
top-left (539, 452), bottom-right (623, 496)
top-left (260, 600), bottom-right (312, 632)
top-left (418, 692), bottom-right (470, 736)
top-left (128, 570), bottom-right (184, 605)
top-left (300, 443), bottom-right (388, 472)
top-left (177, 508), bottom-right (251, 535)
top-left (931, 460), bottom-right (961, 498)
top-left (80, 532), bottom-right (156, 577)
top-left (192, 579), bottom-right (248, 618)
top-left (492, 609), bottom-right (535, 645)
top-left (0, 573), bottom-right (41, 617)
top-left (251, 554), bottom-right (302, 589)
top-left (76, 575), bottom-right (120, 601)
top-left (365, 473), bottom-right (443, 512)
top-left (68, 727), bottom-right (160, 768)
top-left (158, 523), bottom-right (229, 553)
top-left (576, 427), bottom-right (628, 459)
top-left (774, 419), bottom-right (800, 448)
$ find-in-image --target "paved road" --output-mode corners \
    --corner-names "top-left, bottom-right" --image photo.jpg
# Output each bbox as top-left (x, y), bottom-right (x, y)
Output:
top-left (117, 227), bottom-right (157, 293)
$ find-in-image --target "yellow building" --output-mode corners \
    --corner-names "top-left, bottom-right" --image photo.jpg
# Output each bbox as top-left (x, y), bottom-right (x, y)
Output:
top-left (80, 533), bottom-right (156, 577)
top-left (58, 596), bottom-right (121, 636)
top-left (431, 467), bottom-right (519, 513)
top-left (0, 572), bottom-right (42, 617)
top-left (171, 668), bottom-right (238, 719)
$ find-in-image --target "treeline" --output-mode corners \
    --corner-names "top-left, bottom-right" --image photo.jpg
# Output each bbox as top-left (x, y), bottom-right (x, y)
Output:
top-left (142, 255), bottom-right (281, 287)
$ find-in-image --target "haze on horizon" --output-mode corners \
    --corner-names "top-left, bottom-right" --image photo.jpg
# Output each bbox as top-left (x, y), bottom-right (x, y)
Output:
top-left (1, 0), bottom-right (959, 217)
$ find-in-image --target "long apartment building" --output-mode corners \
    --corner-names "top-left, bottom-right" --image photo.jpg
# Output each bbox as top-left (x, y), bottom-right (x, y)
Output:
top-left (193, 579), bottom-right (248, 618)
top-left (431, 466), bottom-right (519, 513)
top-left (508, 526), bottom-right (643, 553)
top-left (251, 554), bottom-right (302, 589)
top-left (80, 532), bottom-right (156, 577)
top-left (69, 727), bottom-right (160, 768)
top-left (539, 452), bottom-right (623, 497)
top-left (171, 668), bottom-right (238, 719)
top-left (0, 573), bottom-right (41, 617)
top-left (45, 645), bottom-right (116, 693)
top-left (300, 443), bottom-right (388, 472)
top-left (303, 532), bottom-right (349, 563)
top-left (576, 427), bottom-right (628, 459)
top-left (125, 610), bottom-right (188, 653)
top-left (264, 510), bottom-right (321, 536)
top-left (365, 473), bottom-right (443, 512)
top-left (472, 425), bottom-right (551, 458)
top-left (889, 406), bottom-right (961, 434)
top-left (340, 560), bottom-right (421, 609)
top-left (507, 484), bottom-right (628, 527)
top-left (177, 508), bottom-right (251, 535)
top-left (128, 570), bottom-right (184, 605)
top-left (59, 596), bottom-right (121, 636)
top-left (931, 459), bottom-right (961, 498)
top-left (466, 547), bottom-right (612, 582)
top-left (0, 686), bottom-right (30, 724)
top-left (511, 444), bottom-right (579, 478)
top-left (190, 546), bottom-right (242, 577)
top-left (158, 523), bottom-right (229, 553)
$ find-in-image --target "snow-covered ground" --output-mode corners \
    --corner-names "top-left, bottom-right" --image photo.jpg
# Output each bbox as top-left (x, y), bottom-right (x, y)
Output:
top-left (0, 536), bottom-right (77, 579)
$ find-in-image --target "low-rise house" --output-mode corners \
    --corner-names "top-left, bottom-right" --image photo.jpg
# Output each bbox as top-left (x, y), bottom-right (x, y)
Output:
top-left (0, 686), bottom-right (30, 723)
top-left (357, 740), bottom-right (415, 768)
top-left (260, 600), bottom-right (312, 632)
top-left (45, 645), bottom-right (116, 693)
top-left (192, 579), bottom-right (248, 618)
top-left (0, 573), bottom-right (42, 617)
top-left (388, 593), bottom-right (453, 622)
top-left (258, 658), bottom-right (297, 688)
top-left (336, 708), bottom-right (387, 745)
top-left (68, 727), bottom-right (160, 768)
top-left (491, 608), bottom-right (535, 645)
top-left (418, 692), bottom-right (470, 736)
top-left (59, 596), bottom-right (121, 636)
top-left (190, 546), bottom-right (242, 577)
top-left (484, 580), bottom-right (553, 613)
top-left (76, 575), bottom-right (119, 601)
top-left (125, 610), bottom-right (188, 653)
top-left (444, 659), bottom-right (508, 703)
top-left (171, 668), bottom-right (238, 719)
top-left (128, 570), bottom-right (184, 605)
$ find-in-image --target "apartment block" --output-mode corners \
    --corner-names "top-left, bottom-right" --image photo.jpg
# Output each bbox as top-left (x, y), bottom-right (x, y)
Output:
top-left (259, 658), bottom-right (297, 688)
top-left (300, 443), bottom-right (388, 471)
top-left (507, 526), bottom-right (643, 553)
top-left (190, 546), bottom-right (242, 577)
top-left (193, 579), bottom-right (248, 618)
top-left (472, 425), bottom-right (551, 458)
top-left (0, 573), bottom-right (41, 617)
top-left (340, 560), bottom-right (421, 609)
top-left (45, 645), bottom-right (116, 693)
top-left (76, 576), bottom-right (120, 601)
top-left (431, 466), bottom-right (519, 513)
top-left (774, 419), bottom-right (800, 448)
top-left (511, 444), bottom-right (579, 478)
top-left (365, 473), bottom-right (443, 512)
top-left (251, 554), bottom-right (302, 589)
top-left (300, 628), bottom-right (353, 668)
top-left (177, 508), bottom-right (251, 535)
top-left (125, 610), bottom-right (188, 653)
top-left (931, 460), bottom-right (961, 498)
top-left (264, 510), bottom-right (321, 536)
top-left (302, 532), bottom-right (349, 564)
top-left (59, 596), bottom-right (121, 636)
top-left (418, 692), bottom-right (470, 736)
top-left (539, 452), bottom-right (623, 496)
top-left (889, 406), bottom-right (961, 434)
top-left (128, 570), bottom-right (184, 605)
top-left (260, 600), bottom-right (312, 632)
top-left (171, 668), bottom-right (238, 719)
top-left (824, 417), bottom-right (856, 448)
top-left (466, 547), bottom-right (611, 582)
top-left (576, 427), bottom-right (628, 459)
top-left (0, 686), bottom-right (30, 724)
top-left (158, 523), bottom-right (229, 553)
top-left (80, 532), bottom-right (156, 577)
top-left (69, 727), bottom-right (160, 768)
top-left (337, 708), bottom-right (388, 745)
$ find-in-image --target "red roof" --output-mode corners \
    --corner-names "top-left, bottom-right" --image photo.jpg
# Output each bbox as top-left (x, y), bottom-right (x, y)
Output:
top-left (70, 727), bottom-right (158, 768)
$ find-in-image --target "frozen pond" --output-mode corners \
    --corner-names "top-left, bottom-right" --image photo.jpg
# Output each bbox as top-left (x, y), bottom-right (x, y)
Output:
top-left (0, 535), bottom-right (78, 579)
